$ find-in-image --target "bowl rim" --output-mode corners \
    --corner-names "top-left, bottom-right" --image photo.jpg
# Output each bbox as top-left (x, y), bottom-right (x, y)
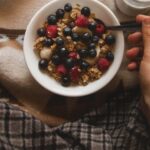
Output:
top-left (23, 0), bottom-right (124, 97)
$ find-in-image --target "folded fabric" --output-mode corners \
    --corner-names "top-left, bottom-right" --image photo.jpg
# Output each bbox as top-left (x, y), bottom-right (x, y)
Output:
top-left (0, 90), bottom-right (149, 150)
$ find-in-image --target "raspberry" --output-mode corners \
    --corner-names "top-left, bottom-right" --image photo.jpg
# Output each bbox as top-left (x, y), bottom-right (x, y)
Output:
top-left (75, 15), bottom-right (89, 27)
top-left (70, 66), bottom-right (80, 81)
top-left (68, 52), bottom-right (79, 59)
top-left (96, 23), bottom-right (105, 36)
top-left (56, 64), bottom-right (67, 75)
top-left (46, 25), bottom-right (58, 38)
top-left (97, 58), bottom-right (110, 71)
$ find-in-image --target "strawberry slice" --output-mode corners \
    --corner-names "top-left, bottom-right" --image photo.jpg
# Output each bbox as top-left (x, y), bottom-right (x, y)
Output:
top-left (46, 25), bottom-right (58, 38)
top-left (75, 15), bottom-right (89, 27)
top-left (97, 58), bottom-right (110, 71)
top-left (56, 64), bottom-right (67, 75)
top-left (70, 66), bottom-right (80, 81)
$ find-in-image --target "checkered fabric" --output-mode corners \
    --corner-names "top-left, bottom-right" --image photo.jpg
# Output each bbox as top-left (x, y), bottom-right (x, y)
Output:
top-left (0, 89), bottom-right (150, 150)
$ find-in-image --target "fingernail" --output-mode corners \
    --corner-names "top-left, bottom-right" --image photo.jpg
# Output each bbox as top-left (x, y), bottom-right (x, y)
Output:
top-left (143, 18), bottom-right (150, 26)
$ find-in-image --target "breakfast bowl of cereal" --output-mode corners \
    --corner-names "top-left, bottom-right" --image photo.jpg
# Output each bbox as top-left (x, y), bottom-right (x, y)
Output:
top-left (24, 0), bottom-right (124, 97)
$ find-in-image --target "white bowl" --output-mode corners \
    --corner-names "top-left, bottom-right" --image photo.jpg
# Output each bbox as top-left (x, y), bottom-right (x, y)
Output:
top-left (24, 0), bottom-right (124, 97)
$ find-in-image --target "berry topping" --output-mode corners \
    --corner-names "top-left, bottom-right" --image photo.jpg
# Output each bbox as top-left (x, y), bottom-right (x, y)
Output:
top-left (56, 64), bottom-right (67, 75)
top-left (105, 35), bottom-right (116, 45)
top-left (88, 43), bottom-right (96, 49)
top-left (88, 49), bottom-right (97, 58)
top-left (47, 15), bottom-right (57, 25)
top-left (69, 22), bottom-right (75, 28)
top-left (56, 9), bottom-right (65, 19)
top-left (97, 58), bottom-right (110, 71)
top-left (82, 33), bottom-right (92, 43)
top-left (46, 25), bottom-right (58, 38)
top-left (80, 60), bottom-right (89, 70)
top-left (52, 54), bottom-right (61, 65)
top-left (58, 47), bottom-right (69, 57)
top-left (64, 3), bottom-right (72, 12)
top-left (106, 51), bottom-right (114, 61)
top-left (70, 66), bottom-right (80, 81)
top-left (96, 23), bottom-right (105, 36)
top-left (65, 58), bottom-right (75, 69)
top-left (55, 37), bottom-right (64, 47)
top-left (78, 49), bottom-right (88, 58)
top-left (63, 27), bottom-right (72, 36)
top-left (92, 35), bottom-right (99, 43)
top-left (81, 7), bottom-right (91, 17)
top-left (37, 28), bottom-right (46, 37)
top-left (39, 59), bottom-right (48, 70)
top-left (68, 52), bottom-right (79, 59)
top-left (88, 22), bottom-right (97, 31)
top-left (71, 32), bottom-right (80, 41)
top-left (75, 15), bottom-right (89, 27)
top-left (61, 75), bottom-right (71, 86)
top-left (43, 38), bottom-right (53, 47)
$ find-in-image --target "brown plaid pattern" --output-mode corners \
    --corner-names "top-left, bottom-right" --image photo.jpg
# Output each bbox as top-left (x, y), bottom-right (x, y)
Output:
top-left (0, 89), bottom-right (150, 150)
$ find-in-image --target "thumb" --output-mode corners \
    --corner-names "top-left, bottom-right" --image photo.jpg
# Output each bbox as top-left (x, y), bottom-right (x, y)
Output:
top-left (142, 17), bottom-right (150, 59)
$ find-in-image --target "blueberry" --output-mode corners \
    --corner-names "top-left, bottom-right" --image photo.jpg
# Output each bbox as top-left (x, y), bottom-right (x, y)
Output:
top-left (61, 75), bottom-right (71, 86)
top-left (37, 28), bottom-right (46, 37)
top-left (39, 59), bottom-right (48, 70)
top-left (43, 38), bottom-right (53, 47)
top-left (88, 22), bottom-right (97, 31)
top-left (82, 33), bottom-right (92, 43)
top-left (51, 54), bottom-right (61, 65)
top-left (78, 49), bottom-right (88, 58)
top-left (58, 47), bottom-right (69, 57)
top-left (81, 7), bottom-right (91, 17)
top-left (56, 37), bottom-right (64, 47)
top-left (105, 35), bottom-right (116, 45)
top-left (92, 35), bottom-right (99, 43)
top-left (65, 58), bottom-right (75, 69)
top-left (88, 43), bottom-right (96, 49)
top-left (47, 15), bottom-right (57, 25)
top-left (106, 51), bottom-right (114, 61)
top-left (71, 32), bottom-right (80, 41)
top-left (56, 9), bottom-right (65, 19)
top-left (69, 22), bottom-right (75, 28)
top-left (63, 27), bottom-right (72, 36)
top-left (80, 60), bottom-right (89, 70)
top-left (64, 3), bottom-right (72, 12)
top-left (88, 49), bottom-right (97, 58)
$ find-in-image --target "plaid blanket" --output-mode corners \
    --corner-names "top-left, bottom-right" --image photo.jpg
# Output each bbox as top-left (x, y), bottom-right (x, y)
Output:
top-left (0, 89), bottom-right (150, 150)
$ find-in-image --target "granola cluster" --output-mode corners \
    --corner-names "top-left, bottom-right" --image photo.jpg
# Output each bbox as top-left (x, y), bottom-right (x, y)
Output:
top-left (34, 3), bottom-right (116, 86)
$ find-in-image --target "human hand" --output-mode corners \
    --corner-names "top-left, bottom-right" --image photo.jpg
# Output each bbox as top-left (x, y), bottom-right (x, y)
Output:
top-left (126, 15), bottom-right (150, 123)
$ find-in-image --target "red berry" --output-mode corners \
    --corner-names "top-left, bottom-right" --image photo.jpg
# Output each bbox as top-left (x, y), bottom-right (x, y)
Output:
top-left (97, 58), bottom-right (110, 71)
top-left (96, 24), bottom-right (105, 36)
top-left (56, 64), bottom-right (67, 75)
top-left (75, 15), bottom-right (89, 27)
top-left (68, 52), bottom-right (79, 59)
top-left (46, 25), bottom-right (58, 38)
top-left (70, 66), bottom-right (80, 81)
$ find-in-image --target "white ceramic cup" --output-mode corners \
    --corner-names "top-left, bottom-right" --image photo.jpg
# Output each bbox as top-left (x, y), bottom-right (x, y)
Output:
top-left (115, 0), bottom-right (150, 16)
top-left (24, 0), bottom-right (124, 97)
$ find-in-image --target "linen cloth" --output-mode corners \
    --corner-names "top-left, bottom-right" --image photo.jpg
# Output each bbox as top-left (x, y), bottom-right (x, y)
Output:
top-left (0, 89), bottom-right (150, 150)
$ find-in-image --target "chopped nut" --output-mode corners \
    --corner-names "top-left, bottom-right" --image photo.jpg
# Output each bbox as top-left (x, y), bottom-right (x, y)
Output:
top-left (34, 37), bottom-right (45, 51)
top-left (101, 44), bottom-right (110, 54)
top-left (88, 67), bottom-right (102, 80)
top-left (81, 74), bottom-right (89, 85)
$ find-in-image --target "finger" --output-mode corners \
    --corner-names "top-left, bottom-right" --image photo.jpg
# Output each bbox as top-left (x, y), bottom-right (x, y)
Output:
top-left (128, 32), bottom-right (142, 43)
top-left (127, 62), bottom-right (138, 71)
top-left (126, 47), bottom-right (140, 59)
top-left (142, 17), bottom-right (150, 59)
top-left (136, 15), bottom-right (150, 23)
